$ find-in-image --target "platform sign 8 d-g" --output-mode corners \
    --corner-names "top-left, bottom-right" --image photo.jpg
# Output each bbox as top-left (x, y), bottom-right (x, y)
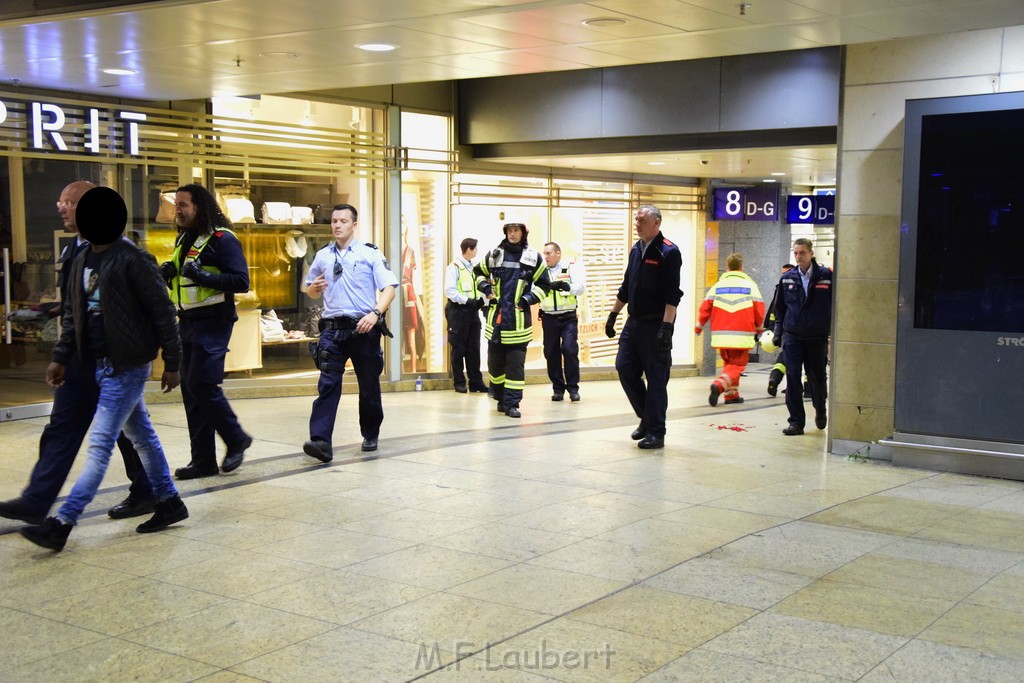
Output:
top-left (712, 187), bottom-right (779, 221)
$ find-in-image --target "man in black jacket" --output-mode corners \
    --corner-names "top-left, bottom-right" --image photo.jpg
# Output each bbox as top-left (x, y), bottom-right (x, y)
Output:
top-left (0, 181), bottom-right (155, 527)
top-left (161, 184), bottom-right (252, 479)
top-left (605, 205), bottom-right (683, 449)
top-left (20, 187), bottom-right (188, 552)
top-left (773, 238), bottom-right (833, 435)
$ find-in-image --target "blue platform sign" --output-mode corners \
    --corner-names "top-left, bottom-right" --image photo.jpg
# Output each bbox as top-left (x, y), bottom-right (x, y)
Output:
top-left (712, 186), bottom-right (779, 221)
top-left (786, 194), bottom-right (835, 224)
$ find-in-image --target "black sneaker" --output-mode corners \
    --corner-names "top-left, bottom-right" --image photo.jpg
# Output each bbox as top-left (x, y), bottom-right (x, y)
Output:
top-left (20, 517), bottom-right (72, 551)
top-left (108, 494), bottom-right (157, 519)
top-left (0, 497), bottom-right (47, 525)
top-left (221, 434), bottom-right (253, 473)
top-left (303, 439), bottom-right (333, 463)
top-left (709, 384), bottom-right (721, 407)
top-left (174, 461), bottom-right (219, 480)
top-left (137, 495), bottom-right (189, 533)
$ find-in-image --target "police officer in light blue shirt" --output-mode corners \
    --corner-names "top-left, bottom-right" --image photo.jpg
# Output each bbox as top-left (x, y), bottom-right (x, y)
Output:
top-left (303, 204), bottom-right (398, 460)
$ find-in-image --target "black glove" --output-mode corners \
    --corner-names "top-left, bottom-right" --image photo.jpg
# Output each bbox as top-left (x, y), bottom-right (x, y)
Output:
top-left (517, 295), bottom-right (533, 309)
top-left (159, 261), bottom-right (176, 282)
top-left (754, 332), bottom-right (761, 344)
top-left (180, 260), bottom-right (208, 283)
top-left (605, 311), bottom-right (618, 339)
top-left (656, 322), bottom-right (674, 352)
top-left (475, 297), bottom-right (487, 310)
top-left (551, 280), bottom-right (572, 292)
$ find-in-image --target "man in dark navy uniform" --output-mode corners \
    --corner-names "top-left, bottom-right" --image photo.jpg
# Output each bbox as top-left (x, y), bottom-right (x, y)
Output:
top-left (773, 238), bottom-right (833, 436)
top-left (605, 205), bottom-right (683, 450)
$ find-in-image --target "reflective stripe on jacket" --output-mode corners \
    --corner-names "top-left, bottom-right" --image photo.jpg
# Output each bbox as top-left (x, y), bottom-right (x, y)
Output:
top-left (169, 229), bottom-right (234, 310)
top-left (539, 264), bottom-right (579, 314)
top-left (697, 270), bottom-right (765, 349)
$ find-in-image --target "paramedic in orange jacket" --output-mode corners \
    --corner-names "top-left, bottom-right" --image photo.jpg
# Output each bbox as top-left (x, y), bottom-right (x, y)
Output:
top-left (694, 252), bottom-right (765, 406)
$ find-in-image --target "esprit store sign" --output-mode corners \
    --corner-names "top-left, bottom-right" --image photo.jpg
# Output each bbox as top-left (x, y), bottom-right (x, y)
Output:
top-left (0, 99), bottom-right (146, 156)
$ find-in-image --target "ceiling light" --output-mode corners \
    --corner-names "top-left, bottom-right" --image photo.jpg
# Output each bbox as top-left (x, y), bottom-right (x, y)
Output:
top-left (647, 161), bottom-right (666, 166)
top-left (771, 171), bottom-right (786, 176)
top-left (581, 17), bottom-right (628, 28)
top-left (102, 68), bottom-right (137, 76)
top-left (762, 178), bottom-right (777, 183)
top-left (259, 51), bottom-right (301, 59)
top-left (356, 43), bottom-right (398, 52)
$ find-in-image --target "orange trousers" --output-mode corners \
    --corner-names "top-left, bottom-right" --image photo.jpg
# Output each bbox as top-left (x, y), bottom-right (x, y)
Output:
top-left (711, 348), bottom-right (750, 399)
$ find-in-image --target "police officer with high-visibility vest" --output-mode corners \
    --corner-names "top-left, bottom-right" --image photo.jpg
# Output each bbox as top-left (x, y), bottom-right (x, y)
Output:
top-left (539, 242), bottom-right (586, 402)
top-left (694, 252), bottom-right (765, 406)
top-left (160, 183), bottom-right (253, 479)
top-left (444, 238), bottom-right (488, 394)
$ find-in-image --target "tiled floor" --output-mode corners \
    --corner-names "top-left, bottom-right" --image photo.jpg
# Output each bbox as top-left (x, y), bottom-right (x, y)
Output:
top-left (2, 367), bottom-right (1024, 681)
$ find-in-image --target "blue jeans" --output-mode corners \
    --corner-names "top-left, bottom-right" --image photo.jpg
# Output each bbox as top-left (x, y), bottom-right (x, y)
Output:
top-left (57, 362), bottom-right (178, 525)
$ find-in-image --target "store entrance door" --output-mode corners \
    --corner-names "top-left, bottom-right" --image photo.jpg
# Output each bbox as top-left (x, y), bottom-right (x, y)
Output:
top-left (0, 159), bottom-right (96, 421)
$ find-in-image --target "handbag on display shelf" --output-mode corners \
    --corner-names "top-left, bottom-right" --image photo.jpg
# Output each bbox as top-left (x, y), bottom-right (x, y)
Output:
top-left (261, 202), bottom-right (291, 224)
top-left (234, 290), bottom-right (262, 310)
top-left (290, 206), bottom-right (313, 224)
top-left (259, 309), bottom-right (286, 342)
top-left (223, 196), bottom-right (256, 224)
top-left (155, 192), bottom-right (176, 223)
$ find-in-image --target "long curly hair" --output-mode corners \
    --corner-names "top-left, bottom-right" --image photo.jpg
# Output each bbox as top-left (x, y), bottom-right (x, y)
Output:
top-left (177, 183), bottom-right (232, 231)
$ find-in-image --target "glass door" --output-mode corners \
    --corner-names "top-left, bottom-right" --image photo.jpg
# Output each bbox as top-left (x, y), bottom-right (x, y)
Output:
top-left (0, 158), bottom-right (100, 421)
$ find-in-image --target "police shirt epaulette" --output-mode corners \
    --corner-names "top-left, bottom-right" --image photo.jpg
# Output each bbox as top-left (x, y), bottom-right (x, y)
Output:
top-left (364, 242), bottom-right (379, 250)
top-left (213, 230), bottom-right (224, 237)
top-left (662, 238), bottom-right (674, 246)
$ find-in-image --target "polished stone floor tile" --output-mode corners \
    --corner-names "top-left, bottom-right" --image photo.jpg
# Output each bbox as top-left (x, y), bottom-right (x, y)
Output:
top-left (914, 508), bottom-right (1024, 552)
top-left (337, 477), bottom-right (468, 507)
top-left (68, 530), bottom-right (232, 577)
top-left (249, 527), bottom-right (413, 568)
top-left (640, 648), bottom-right (839, 682)
top-left (449, 564), bottom-right (626, 615)
top-left (256, 493), bottom-right (399, 526)
top-left (121, 600), bottom-right (335, 668)
top-left (806, 494), bottom-right (968, 535)
top-left (26, 576), bottom-right (228, 635)
top-left (231, 625), bottom-right (445, 681)
top-left (567, 585), bottom-right (756, 647)
top-left (824, 552), bottom-right (991, 602)
top-left (430, 521), bottom-right (582, 562)
top-left (351, 592), bottom-right (549, 648)
top-left (528, 537), bottom-right (684, 583)
top-left (345, 543), bottom-right (512, 590)
top-left (0, 606), bottom-right (108, 669)
top-left (7, 637), bottom-right (218, 682)
top-left (860, 638), bottom-right (1024, 682)
top-left (163, 510), bottom-right (326, 550)
top-left (148, 549), bottom-right (330, 599)
top-left (0, 556), bottom-right (130, 609)
top-left (246, 568), bottom-right (433, 625)
top-left (502, 503), bottom-right (639, 538)
top-left (653, 504), bottom-right (788, 535)
top-left (919, 602), bottom-right (1024, 659)
top-left (964, 570), bottom-right (1024, 613)
top-left (594, 517), bottom-right (743, 556)
top-left (339, 505), bottom-right (485, 542)
top-left (645, 555), bottom-right (812, 610)
top-left (492, 617), bottom-right (686, 682)
top-left (414, 490), bottom-right (553, 521)
top-left (871, 536), bottom-right (1024, 574)
top-left (702, 612), bottom-right (906, 679)
top-left (880, 472), bottom-right (1024, 507)
top-left (772, 577), bottom-right (956, 637)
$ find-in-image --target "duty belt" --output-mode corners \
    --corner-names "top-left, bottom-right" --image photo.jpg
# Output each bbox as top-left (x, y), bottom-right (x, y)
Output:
top-left (319, 317), bottom-right (358, 331)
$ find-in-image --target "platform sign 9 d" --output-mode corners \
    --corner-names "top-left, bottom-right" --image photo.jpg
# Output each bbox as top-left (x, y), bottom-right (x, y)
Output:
top-left (712, 186), bottom-right (779, 221)
top-left (786, 194), bottom-right (835, 224)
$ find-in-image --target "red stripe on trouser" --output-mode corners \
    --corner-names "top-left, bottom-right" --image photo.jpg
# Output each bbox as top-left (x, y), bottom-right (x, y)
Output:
top-left (717, 348), bottom-right (750, 398)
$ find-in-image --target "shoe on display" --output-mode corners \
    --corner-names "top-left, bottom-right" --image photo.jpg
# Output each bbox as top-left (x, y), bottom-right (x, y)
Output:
top-left (303, 439), bottom-right (333, 463)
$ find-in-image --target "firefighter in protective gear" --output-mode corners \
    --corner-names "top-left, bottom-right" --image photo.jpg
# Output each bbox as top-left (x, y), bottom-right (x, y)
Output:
top-left (695, 252), bottom-right (765, 407)
top-left (473, 221), bottom-right (554, 418)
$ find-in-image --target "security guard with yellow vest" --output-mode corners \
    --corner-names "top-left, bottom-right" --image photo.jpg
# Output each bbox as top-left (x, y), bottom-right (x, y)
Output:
top-left (160, 183), bottom-right (252, 479)
top-left (444, 237), bottom-right (488, 393)
top-left (540, 242), bottom-right (586, 402)
top-left (474, 221), bottom-right (553, 419)
top-left (694, 252), bottom-right (765, 406)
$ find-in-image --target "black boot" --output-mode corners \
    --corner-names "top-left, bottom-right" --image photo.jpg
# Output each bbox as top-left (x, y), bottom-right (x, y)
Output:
top-left (136, 495), bottom-right (189, 533)
top-left (20, 517), bottom-right (73, 551)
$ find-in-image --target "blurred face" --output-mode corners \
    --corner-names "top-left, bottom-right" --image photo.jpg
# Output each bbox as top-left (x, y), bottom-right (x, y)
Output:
top-left (505, 225), bottom-right (523, 245)
top-left (331, 208), bottom-right (357, 244)
top-left (57, 182), bottom-right (92, 233)
top-left (542, 244), bottom-right (560, 268)
top-left (792, 243), bottom-right (813, 271)
top-left (634, 208), bottom-right (660, 241)
top-left (464, 245), bottom-right (478, 260)
top-left (175, 191), bottom-right (198, 229)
